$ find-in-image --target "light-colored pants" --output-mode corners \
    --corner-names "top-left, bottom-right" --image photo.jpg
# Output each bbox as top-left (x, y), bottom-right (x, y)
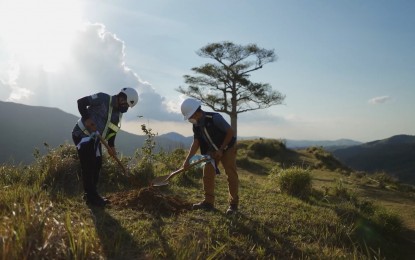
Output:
top-left (203, 146), bottom-right (239, 206)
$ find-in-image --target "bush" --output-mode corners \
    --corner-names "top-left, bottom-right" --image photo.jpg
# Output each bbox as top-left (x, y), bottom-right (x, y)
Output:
top-left (38, 144), bottom-right (82, 197)
top-left (274, 167), bottom-right (312, 199)
top-left (371, 208), bottom-right (403, 235)
top-left (398, 183), bottom-right (415, 193)
top-left (130, 160), bottom-right (155, 187)
top-left (371, 172), bottom-right (399, 189)
top-left (333, 179), bottom-right (357, 204)
top-left (247, 139), bottom-right (286, 159)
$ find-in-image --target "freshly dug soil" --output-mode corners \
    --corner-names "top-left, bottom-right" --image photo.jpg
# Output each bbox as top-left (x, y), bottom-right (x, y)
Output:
top-left (107, 187), bottom-right (192, 215)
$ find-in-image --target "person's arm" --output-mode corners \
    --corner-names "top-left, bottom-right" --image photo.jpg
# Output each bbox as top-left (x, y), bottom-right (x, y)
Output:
top-left (77, 94), bottom-right (99, 132)
top-left (77, 96), bottom-right (91, 119)
top-left (211, 127), bottom-right (233, 160)
top-left (107, 135), bottom-right (117, 157)
top-left (219, 127), bottom-right (234, 151)
top-left (211, 114), bottom-right (234, 159)
top-left (182, 138), bottom-right (200, 168)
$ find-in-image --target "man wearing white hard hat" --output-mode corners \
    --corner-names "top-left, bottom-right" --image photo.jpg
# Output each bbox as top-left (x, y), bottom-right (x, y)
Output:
top-left (72, 87), bottom-right (138, 207)
top-left (181, 98), bottom-right (239, 214)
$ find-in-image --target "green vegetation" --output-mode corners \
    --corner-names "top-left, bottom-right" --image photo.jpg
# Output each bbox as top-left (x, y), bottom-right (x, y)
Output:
top-left (269, 166), bottom-right (312, 199)
top-left (1, 138), bottom-right (414, 259)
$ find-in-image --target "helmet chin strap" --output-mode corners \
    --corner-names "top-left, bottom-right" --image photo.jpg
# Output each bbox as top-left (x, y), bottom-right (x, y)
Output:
top-left (119, 106), bottom-right (128, 113)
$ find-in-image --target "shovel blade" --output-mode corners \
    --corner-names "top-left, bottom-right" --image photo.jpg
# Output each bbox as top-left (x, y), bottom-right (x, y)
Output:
top-left (151, 175), bottom-right (170, 187)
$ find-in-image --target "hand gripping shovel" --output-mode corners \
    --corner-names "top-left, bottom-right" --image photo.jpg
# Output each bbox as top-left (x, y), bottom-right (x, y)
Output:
top-left (151, 155), bottom-right (211, 187)
top-left (96, 133), bottom-right (128, 176)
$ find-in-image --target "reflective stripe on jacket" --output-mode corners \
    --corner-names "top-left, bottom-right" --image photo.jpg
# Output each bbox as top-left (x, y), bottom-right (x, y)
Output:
top-left (72, 93), bottom-right (122, 141)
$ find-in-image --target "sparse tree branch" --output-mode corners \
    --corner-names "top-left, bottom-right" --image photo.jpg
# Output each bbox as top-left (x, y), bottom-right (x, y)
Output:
top-left (177, 41), bottom-right (285, 136)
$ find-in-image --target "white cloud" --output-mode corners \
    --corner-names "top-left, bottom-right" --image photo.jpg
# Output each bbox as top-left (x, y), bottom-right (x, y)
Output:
top-left (1, 60), bottom-right (34, 102)
top-left (0, 22), bottom-right (181, 122)
top-left (8, 87), bottom-right (33, 101)
top-left (368, 95), bottom-right (391, 105)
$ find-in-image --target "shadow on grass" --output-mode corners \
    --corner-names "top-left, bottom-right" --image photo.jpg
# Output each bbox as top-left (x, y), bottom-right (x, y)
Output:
top-left (398, 227), bottom-right (415, 260)
top-left (89, 207), bottom-right (144, 259)
top-left (236, 157), bottom-right (269, 175)
top-left (309, 193), bottom-right (408, 260)
top-left (221, 212), bottom-right (303, 259)
top-left (148, 215), bottom-right (174, 257)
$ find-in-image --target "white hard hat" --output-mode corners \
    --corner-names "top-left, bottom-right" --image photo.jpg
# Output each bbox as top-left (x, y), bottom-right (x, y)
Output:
top-left (181, 98), bottom-right (201, 120)
top-left (120, 87), bottom-right (139, 108)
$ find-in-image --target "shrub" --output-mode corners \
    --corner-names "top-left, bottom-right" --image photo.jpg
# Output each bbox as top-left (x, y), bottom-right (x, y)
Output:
top-left (398, 183), bottom-right (415, 193)
top-left (371, 172), bottom-right (399, 189)
top-left (130, 160), bottom-right (155, 187)
top-left (351, 171), bottom-right (366, 179)
top-left (274, 167), bottom-right (312, 199)
top-left (371, 208), bottom-right (403, 235)
top-left (247, 139), bottom-right (286, 159)
top-left (333, 179), bottom-right (357, 203)
top-left (38, 144), bottom-right (82, 197)
top-left (126, 124), bottom-right (157, 187)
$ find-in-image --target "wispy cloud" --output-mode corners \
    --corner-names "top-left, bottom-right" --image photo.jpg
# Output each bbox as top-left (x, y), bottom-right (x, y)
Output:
top-left (368, 96), bottom-right (391, 105)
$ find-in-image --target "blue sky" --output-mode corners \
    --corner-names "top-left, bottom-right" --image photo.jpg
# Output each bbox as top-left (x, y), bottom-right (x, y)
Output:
top-left (0, 0), bottom-right (414, 142)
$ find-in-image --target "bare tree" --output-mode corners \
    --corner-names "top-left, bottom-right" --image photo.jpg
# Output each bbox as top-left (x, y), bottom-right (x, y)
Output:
top-left (177, 41), bottom-right (285, 136)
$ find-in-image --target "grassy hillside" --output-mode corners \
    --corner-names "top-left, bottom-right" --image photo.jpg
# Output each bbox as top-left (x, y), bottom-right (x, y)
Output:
top-left (1, 138), bottom-right (414, 259)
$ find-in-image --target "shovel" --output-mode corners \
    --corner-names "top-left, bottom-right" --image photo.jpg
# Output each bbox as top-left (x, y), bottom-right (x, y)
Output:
top-left (96, 133), bottom-right (128, 176)
top-left (151, 156), bottom-right (211, 187)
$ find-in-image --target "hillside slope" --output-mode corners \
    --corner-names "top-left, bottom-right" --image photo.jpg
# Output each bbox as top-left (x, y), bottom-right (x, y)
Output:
top-left (332, 135), bottom-right (415, 184)
top-left (1, 139), bottom-right (414, 259)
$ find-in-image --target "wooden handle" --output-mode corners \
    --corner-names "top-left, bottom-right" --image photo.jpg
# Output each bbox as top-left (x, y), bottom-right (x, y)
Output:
top-left (96, 134), bottom-right (128, 175)
top-left (151, 156), bottom-right (211, 186)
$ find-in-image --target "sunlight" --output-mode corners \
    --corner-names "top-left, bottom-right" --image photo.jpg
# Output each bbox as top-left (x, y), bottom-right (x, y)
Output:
top-left (0, 0), bottom-right (84, 71)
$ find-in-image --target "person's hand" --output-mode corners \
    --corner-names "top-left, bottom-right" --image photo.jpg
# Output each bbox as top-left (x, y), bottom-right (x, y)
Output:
top-left (212, 150), bottom-right (223, 160)
top-left (108, 147), bottom-right (117, 158)
top-left (182, 159), bottom-right (190, 169)
top-left (84, 118), bottom-right (97, 132)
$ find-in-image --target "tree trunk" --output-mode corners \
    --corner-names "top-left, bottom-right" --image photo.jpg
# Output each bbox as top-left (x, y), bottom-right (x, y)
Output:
top-left (231, 86), bottom-right (238, 137)
top-left (230, 113), bottom-right (237, 137)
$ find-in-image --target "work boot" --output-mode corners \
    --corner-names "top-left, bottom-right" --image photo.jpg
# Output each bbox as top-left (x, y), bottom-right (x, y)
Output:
top-left (226, 204), bottom-right (238, 215)
top-left (83, 193), bottom-right (108, 207)
top-left (192, 201), bottom-right (214, 211)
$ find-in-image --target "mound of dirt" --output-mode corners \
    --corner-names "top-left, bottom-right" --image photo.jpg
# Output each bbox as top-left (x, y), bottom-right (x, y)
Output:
top-left (107, 187), bottom-right (192, 215)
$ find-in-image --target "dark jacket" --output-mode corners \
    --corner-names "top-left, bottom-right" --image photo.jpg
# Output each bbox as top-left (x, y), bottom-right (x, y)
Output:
top-left (193, 112), bottom-right (236, 154)
top-left (72, 92), bottom-right (121, 146)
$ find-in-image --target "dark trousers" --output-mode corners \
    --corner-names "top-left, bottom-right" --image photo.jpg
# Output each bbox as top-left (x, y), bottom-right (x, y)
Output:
top-left (73, 135), bottom-right (102, 196)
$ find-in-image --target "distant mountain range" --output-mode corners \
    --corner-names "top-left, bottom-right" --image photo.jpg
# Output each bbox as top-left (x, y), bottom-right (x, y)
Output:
top-left (285, 139), bottom-right (363, 149)
top-left (1, 101), bottom-right (414, 185)
top-left (159, 133), bottom-right (363, 150)
top-left (332, 134), bottom-right (415, 184)
top-left (0, 101), bottom-right (184, 164)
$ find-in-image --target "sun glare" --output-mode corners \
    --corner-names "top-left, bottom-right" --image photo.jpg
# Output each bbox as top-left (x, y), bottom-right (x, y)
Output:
top-left (0, 0), bottom-right (83, 71)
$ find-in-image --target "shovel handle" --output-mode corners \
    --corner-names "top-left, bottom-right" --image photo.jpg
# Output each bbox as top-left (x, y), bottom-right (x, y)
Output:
top-left (151, 156), bottom-right (211, 186)
top-left (96, 134), bottom-right (128, 175)
top-left (168, 157), bottom-right (211, 180)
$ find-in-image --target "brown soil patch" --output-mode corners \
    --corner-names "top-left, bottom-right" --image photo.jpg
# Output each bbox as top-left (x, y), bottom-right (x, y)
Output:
top-left (106, 187), bottom-right (192, 215)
